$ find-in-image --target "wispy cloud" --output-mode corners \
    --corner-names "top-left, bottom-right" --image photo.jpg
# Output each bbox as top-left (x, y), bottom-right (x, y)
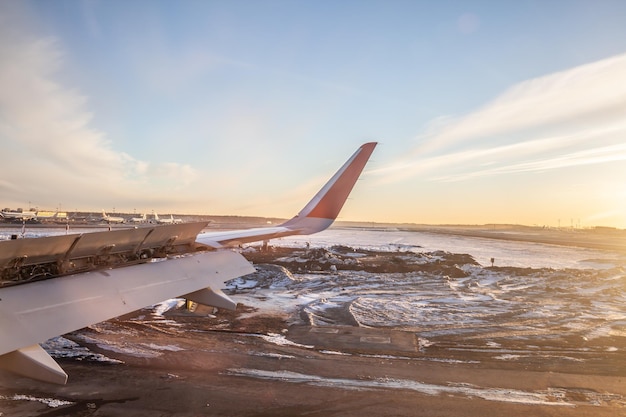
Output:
top-left (0, 4), bottom-right (197, 210)
top-left (375, 53), bottom-right (626, 184)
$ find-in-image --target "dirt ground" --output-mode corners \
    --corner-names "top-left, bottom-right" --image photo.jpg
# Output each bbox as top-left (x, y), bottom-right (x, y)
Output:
top-left (1, 302), bottom-right (625, 416)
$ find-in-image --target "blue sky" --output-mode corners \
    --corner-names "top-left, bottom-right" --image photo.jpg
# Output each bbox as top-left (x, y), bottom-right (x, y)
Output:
top-left (1, 1), bottom-right (625, 227)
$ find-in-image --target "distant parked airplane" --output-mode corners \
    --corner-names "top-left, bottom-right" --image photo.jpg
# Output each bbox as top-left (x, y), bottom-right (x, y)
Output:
top-left (101, 210), bottom-right (125, 224)
top-left (0, 142), bottom-right (377, 384)
top-left (129, 213), bottom-right (148, 223)
top-left (154, 213), bottom-right (183, 224)
top-left (36, 211), bottom-right (67, 222)
top-left (0, 210), bottom-right (38, 220)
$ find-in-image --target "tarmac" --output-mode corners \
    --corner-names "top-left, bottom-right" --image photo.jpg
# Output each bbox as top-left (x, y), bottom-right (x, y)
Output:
top-left (1, 309), bottom-right (624, 416)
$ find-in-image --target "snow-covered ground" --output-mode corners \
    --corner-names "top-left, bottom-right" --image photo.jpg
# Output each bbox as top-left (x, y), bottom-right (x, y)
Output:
top-left (272, 227), bottom-right (625, 269)
top-left (226, 228), bottom-right (626, 362)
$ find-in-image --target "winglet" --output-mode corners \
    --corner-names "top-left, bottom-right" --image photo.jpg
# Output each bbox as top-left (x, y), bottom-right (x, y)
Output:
top-left (280, 142), bottom-right (377, 234)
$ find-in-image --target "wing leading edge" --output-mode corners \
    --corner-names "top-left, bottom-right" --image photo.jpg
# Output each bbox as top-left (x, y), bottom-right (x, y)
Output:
top-left (0, 142), bottom-right (377, 384)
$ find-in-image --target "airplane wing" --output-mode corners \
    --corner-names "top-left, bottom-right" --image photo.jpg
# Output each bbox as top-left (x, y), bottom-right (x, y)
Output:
top-left (0, 142), bottom-right (376, 384)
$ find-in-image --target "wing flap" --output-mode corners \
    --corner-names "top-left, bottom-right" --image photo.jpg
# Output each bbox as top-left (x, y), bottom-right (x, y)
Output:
top-left (183, 288), bottom-right (237, 310)
top-left (0, 344), bottom-right (68, 385)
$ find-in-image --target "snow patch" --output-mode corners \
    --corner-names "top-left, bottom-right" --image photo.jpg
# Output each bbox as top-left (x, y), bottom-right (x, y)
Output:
top-left (0, 394), bottom-right (74, 408)
top-left (141, 343), bottom-right (184, 352)
top-left (253, 333), bottom-right (314, 349)
top-left (226, 368), bottom-right (578, 406)
top-left (152, 299), bottom-right (185, 316)
top-left (41, 336), bottom-right (123, 364)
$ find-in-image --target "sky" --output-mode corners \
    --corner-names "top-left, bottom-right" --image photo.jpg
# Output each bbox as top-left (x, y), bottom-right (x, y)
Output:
top-left (1, 1), bottom-right (625, 228)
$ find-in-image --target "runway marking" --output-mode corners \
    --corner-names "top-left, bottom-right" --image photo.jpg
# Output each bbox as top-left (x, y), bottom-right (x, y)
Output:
top-left (360, 336), bottom-right (391, 344)
top-left (310, 328), bottom-right (339, 334)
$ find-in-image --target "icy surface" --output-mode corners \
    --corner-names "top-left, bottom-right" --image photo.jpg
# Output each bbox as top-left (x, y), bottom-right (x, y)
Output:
top-left (228, 229), bottom-right (626, 363)
top-left (232, 264), bottom-right (625, 345)
top-left (274, 228), bottom-right (624, 269)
